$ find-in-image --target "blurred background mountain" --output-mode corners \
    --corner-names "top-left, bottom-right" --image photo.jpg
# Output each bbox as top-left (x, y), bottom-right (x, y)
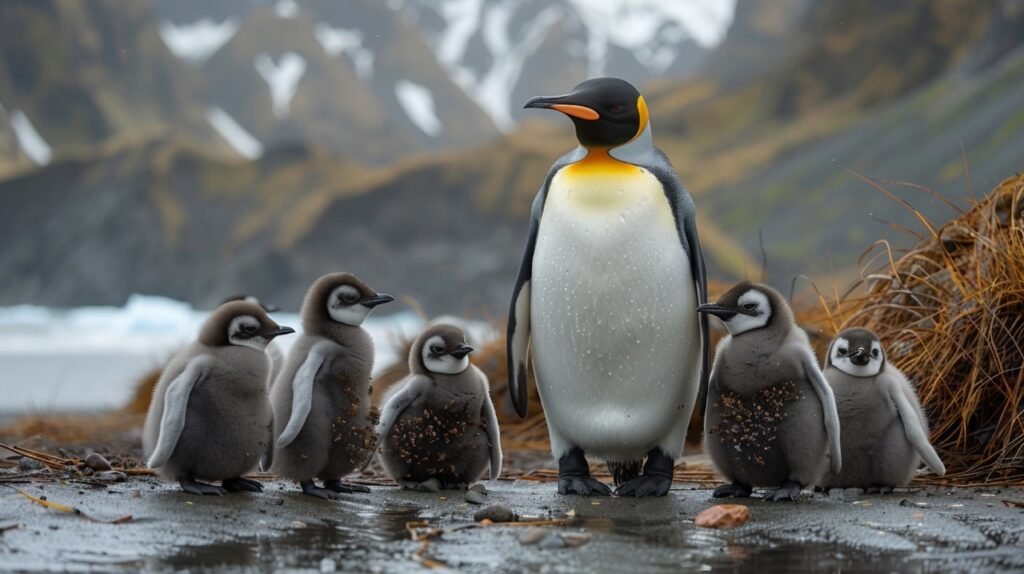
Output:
top-left (0, 0), bottom-right (1022, 313)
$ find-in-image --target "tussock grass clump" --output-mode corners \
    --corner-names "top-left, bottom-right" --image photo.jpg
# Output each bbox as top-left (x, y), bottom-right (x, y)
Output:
top-left (824, 174), bottom-right (1024, 485)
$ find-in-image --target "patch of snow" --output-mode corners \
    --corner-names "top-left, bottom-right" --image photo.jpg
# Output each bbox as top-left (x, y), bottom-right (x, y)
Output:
top-left (157, 18), bottom-right (240, 65)
top-left (206, 106), bottom-right (263, 159)
top-left (275, 0), bottom-right (299, 19)
top-left (0, 295), bottom-right (496, 412)
top-left (395, 80), bottom-right (443, 136)
top-left (434, 0), bottom-right (484, 68)
top-left (10, 110), bottom-right (51, 165)
top-left (254, 52), bottom-right (307, 119)
top-left (567, 0), bottom-right (734, 50)
top-left (314, 23), bottom-right (375, 79)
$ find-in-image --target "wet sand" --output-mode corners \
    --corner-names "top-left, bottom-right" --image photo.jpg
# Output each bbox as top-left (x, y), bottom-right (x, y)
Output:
top-left (1, 476), bottom-right (1022, 572)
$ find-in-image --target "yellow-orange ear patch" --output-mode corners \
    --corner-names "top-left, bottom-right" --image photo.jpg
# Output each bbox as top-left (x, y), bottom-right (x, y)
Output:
top-left (552, 104), bottom-right (600, 121)
top-left (634, 96), bottom-right (649, 140)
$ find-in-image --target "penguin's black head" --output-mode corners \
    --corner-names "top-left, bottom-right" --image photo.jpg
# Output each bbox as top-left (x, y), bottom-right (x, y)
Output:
top-left (201, 301), bottom-right (294, 349)
top-left (304, 272), bottom-right (393, 330)
top-left (524, 77), bottom-right (647, 148)
top-left (412, 323), bottom-right (474, 376)
top-left (697, 281), bottom-right (791, 337)
top-left (828, 328), bottom-right (885, 377)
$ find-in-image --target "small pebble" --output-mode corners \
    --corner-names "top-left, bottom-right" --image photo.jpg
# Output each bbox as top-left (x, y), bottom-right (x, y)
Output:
top-left (517, 528), bottom-right (547, 545)
top-left (539, 534), bottom-right (566, 549)
top-left (18, 458), bottom-right (43, 471)
top-left (694, 505), bottom-right (750, 529)
top-left (416, 479), bottom-right (441, 493)
top-left (93, 471), bottom-right (127, 483)
top-left (474, 503), bottom-right (516, 523)
top-left (464, 490), bottom-right (487, 505)
top-left (292, 521), bottom-right (307, 529)
top-left (130, 490), bottom-right (141, 499)
top-left (85, 453), bottom-right (113, 472)
top-left (899, 499), bottom-right (930, 508)
top-left (319, 558), bottom-right (336, 573)
top-left (561, 533), bottom-right (591, 548)
top-left (265, 498), bottom-right (285, 506)
top-left (469, 483), bottom-right (487, 494)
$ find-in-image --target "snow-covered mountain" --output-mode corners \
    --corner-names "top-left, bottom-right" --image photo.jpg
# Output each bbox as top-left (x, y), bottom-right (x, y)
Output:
top-left (153, 0), bottom-right (729, 139)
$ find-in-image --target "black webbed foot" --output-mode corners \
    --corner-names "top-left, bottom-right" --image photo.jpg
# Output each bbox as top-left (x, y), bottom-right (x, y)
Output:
top-left (223, 477), bottom-right (264, 493)
top-left (324, 480), bottom-right (370, 494)
top-left (616, 449), bottom-right (674, 497)
top-left (179, 477), bottom-right (226, 496)
top-left (301, 480), bottom-right (341, 500)
top-left (713, 482), bottom-right (753, 498)
top-left (765, 480), bottom-right (802, 502)
top-left (557, 448), bottom-right (611, 496)
top-left (865, 485), bottom-right (895, 495)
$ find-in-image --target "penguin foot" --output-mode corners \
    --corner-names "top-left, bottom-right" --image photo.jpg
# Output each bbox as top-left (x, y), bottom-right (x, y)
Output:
top-left (223, 477), bottom-right (264, 493)
top-left (324, 480), bottom-right (370, 494)
top-left (179, 478), bottom-right (226, 496)
top-left (400, 478), bottom-right (442, 493)
top-left (765, 481), bottom-right (802, 502)
top-left (557, 447), bottom-right (611, 496)
top-left (300, 480), bottom-right (342, 500)
top-left (442, 482), bottom-right (469, 491)
top-left (558, 476), bottom-right (613, 497)
top-left (865, 485), bottom-right (895, 495)
top-left (712, 483), bottom-right (753, 498)
top-left (616, 449), bottom-right (674, 497)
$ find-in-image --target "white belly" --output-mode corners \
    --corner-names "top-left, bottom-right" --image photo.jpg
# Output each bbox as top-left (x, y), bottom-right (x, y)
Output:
top-left (531, 164), bottom-right (700, 459)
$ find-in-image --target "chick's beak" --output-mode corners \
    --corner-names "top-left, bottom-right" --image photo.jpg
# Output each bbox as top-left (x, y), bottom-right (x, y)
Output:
top-left (448, 344), bottom-right (474, 360)
top-left (696, 303), bottom-right (737, 320)
top-left (262, 326), bottom-right (295, 339)
top-left (361, 294), bottom-right (395, 308)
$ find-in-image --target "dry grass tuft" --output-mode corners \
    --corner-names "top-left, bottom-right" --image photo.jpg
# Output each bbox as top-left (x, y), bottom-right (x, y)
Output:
top-left (813, 174), bottom-right (1024, 485)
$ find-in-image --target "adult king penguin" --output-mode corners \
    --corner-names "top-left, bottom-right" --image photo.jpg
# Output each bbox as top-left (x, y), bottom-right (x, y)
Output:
top-left (507, 78), bottom-right (710, 497)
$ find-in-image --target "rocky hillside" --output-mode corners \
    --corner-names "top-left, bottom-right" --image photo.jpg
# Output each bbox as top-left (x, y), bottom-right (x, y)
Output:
top-left (1, 0), bottom-right (1022, 310)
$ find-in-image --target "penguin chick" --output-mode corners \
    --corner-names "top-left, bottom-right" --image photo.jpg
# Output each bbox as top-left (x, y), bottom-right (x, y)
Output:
top-left (374, 324), bottom-right (502, 490)
top-left (221, 294), bottom-right (284, 387)
top-left (822, 328), bottom-right (945, 492)
top-left (143, 301), bottom-right (294, 495)
top-left (698, 282), bottom-right (842, 502)
top-left (270, 272), bottom-right (393, 500)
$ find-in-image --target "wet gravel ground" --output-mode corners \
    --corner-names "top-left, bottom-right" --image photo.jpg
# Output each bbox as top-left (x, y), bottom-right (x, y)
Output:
top-left (0, 476), bottom-right (1022, 573)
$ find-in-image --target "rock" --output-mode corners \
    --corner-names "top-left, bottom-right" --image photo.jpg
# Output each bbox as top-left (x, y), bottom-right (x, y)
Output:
top-left (517, 528), bottom-right (547, 545)
top-left (899, 499), bottom-right (930, 508)
top-left (84, 453), bottom-right (113, 472)
top-left (539, 534), bottom-right (566, 549)
top-left (18, 457), bottom-right (43, 471)
top-left (464, 490), bottom-right (488, 505)
top-left (694, 504), bottom-right (751, 529)
top-left (561, 533), bottom-right (591, 548)
top-left (415, 479), bottom-right (441, 493)
top-left (93, 471), bottom-right (127, 482)
top-left (469, 482), bottom-right (487, 494)
top-left (474, 503), bottom-right (517, 523)
top-left (265, 498), bottom-right (285, 506)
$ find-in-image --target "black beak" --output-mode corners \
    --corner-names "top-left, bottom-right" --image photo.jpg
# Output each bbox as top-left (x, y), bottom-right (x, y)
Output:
top-left (361, 294), bottom-right (394, 308)
top-left (850, 347), bottom-right (869, 365)
top-left (260, 303), bottom-right (281, 313)
top-left (448, 344), bottom-right (474, 360)
top-left (524, 94), bottom-right (599, 120)
top-left (696, 303), bottom-right (737, 320)
top-left (262, 326), bottom-right (295, 339)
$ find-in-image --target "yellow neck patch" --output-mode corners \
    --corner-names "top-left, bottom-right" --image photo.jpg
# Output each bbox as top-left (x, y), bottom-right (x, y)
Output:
top-left (634, 95), bottom-right (649, 141)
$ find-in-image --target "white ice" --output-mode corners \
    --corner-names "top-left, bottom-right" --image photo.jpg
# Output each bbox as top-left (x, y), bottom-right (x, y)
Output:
top-left (254, 52), bottom-right (307, 119)
top-left (9, 110), bottom-right (52, 165)
top-left (157, 18), bottom-right (240, 65)
top-left (275, 0), bottom-right (299, 19)
top-left (395, 80), bottom-right (443, 136)
top-left (314, 23), bottom-right (375, 79)
top-left (206, 106), bottom-right (264, 160)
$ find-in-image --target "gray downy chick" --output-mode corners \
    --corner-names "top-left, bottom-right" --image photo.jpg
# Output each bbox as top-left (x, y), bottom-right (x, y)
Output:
top-left (698, 282), bottom-right (842, 502)
top-left (270, 272), bottom-right (393, 500)
top-left (374, 323), bottom-right (502, 490)
top-left (143, 301), bottom-right (294, 495)
top-left (822, 328), bottom-right (945, 492)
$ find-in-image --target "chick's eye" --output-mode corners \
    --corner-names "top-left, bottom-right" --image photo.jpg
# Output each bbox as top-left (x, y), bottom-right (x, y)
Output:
top-left (340, 293), bottom-right (357, 304)
top-left (430, 345), bottom-right (444, 354)
top-left (838, 348), bottom-right (848, 356)
top-left (743, 303), bottom-right (756, 311)
top-left (243, 324), bottom-right (258, 334)
top-left (871, 349), bottom-right (880, 357)
top-left (608, 104), bottom-right (625, 114)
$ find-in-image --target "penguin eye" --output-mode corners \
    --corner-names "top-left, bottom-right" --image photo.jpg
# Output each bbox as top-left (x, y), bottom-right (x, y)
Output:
top-left (608, 104), bottom-right (625, 114)
top-left (742, 303), bottom-right (757, 311)
top-left (838, 347), bottom-right (848, 356)
top-left (430, 345), bottom-right (444, 355)
top-left (338, 292), bottom-right (358, 304)
top-left (871, 349), bottom-right (880, 357)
